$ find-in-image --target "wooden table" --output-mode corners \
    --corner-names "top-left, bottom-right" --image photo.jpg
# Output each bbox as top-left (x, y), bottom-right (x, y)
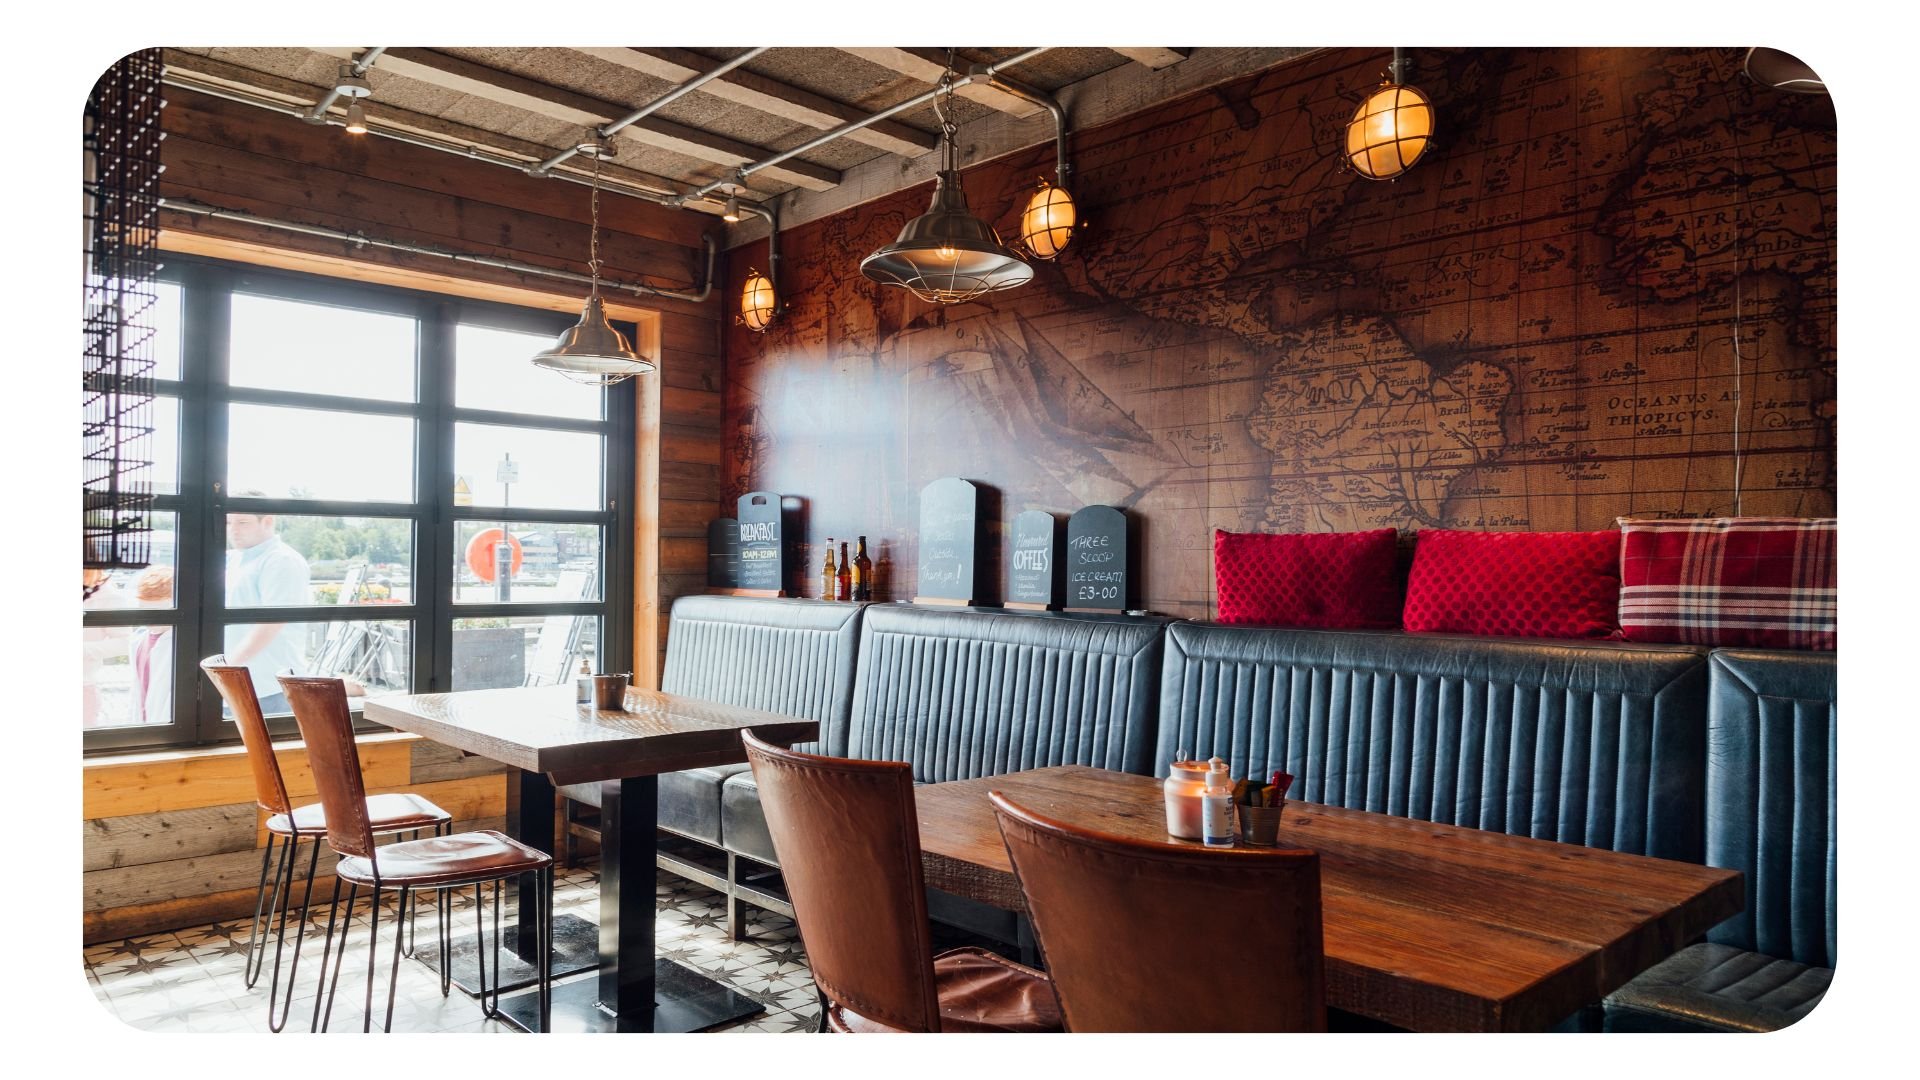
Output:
top-left (915, 766), bottom-right (1743, 1032)
top-left (364, 684), bottom-right (814, 1033)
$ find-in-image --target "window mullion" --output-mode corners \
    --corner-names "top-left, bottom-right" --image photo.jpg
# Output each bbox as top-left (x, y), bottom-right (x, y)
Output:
top-left (421, 301), bottom-right (457, 694)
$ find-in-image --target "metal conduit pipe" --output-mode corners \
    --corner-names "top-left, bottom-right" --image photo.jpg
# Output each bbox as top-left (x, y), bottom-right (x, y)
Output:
top-left (163, 197), bottom-right (718, 303)
top-left (534, 46), bottom-right (771, 175)
top-left (304, 46), bottom-right (387, 124)
top-left (678, 45), bottom-right (1054, 205)
top-left (163, 73), bottom-right (685, 205)
top-left (974, 67), bottom-right (1069, 185)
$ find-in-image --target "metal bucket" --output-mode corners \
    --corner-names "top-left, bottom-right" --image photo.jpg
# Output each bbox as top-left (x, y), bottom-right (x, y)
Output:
top-left (1235, 802), bottom-right (1286, 847)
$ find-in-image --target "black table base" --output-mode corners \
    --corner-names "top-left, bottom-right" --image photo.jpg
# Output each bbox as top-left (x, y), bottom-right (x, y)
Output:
top-left (495, 960), bottom-right (765, 1034)
top-left (416, 912), bottom-right (600, 996)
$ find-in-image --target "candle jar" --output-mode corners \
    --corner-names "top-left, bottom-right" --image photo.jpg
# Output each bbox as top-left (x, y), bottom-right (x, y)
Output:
top-left (1163, 760), bottom-right (1210, 840)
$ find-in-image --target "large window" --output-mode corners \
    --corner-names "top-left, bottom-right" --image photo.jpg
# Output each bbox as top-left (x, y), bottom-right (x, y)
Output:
top-left (82, 260), bottom-right (635, 752)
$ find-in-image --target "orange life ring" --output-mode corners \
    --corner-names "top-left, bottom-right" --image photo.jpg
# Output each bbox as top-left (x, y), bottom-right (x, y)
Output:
top-left (465, 528), bottom-right (524, 583)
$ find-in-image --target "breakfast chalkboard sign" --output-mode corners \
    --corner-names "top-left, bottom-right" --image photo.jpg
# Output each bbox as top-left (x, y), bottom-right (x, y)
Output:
top-left (707, 517), bottom-right (741, 589)
top-left (914, 477), bottom-right (978, 606)
top-left (1065, 505), bottom-right (1128, 611)
top-left (735, 491), bottom-right (784, 596)
top-left (1006, 510), bottom-right (1061, 610)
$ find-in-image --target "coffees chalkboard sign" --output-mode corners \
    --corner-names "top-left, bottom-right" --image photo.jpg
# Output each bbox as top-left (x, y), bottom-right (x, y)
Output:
top-left (914, 477), bottom-right (978, 605)
top-left (707, 517), bottom-right (741, 589)
top-left (736, 491), bottom-right (784, 595)
top-left (1007, 510), bottom-right (1061, 609)
top-left (1065, 505), bottom-right (1128, 611)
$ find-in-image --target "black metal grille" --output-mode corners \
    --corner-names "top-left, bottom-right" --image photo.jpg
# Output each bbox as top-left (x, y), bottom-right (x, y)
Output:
top-left (83, 49), bottom-right (165, 583)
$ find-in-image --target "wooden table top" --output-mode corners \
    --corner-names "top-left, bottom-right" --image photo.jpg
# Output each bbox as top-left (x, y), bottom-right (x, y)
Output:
top-left (915, 766), bottom-right (1744, 1033)
top-left (362, 685), bottom-right (816, 786)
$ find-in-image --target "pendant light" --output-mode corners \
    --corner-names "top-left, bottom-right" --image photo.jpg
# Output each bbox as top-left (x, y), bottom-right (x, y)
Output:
top-left (532, 136), bottom-right (655, 383)
top-left (1344, 48), bottom-right (1436, 181)
top-left (861, 53), bottom-right (1031, 304)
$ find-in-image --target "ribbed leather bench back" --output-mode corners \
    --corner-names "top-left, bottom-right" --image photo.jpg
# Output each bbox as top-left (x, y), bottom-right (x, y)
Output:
top-left (662, 595), bottom-right (868, 754)
top-left (1157, 623), bottom-right (1713, 861)
top-left (847, 606), bottom-right (1167, 783)
top-left (1706, 649), bottom-right (1837, 967)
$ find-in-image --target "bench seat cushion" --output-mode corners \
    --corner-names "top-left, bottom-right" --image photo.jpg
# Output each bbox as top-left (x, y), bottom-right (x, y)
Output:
top-left (559, 766), bottom-right (747, 846)
top-left (1602, 943), bottom-right (1831, 1032)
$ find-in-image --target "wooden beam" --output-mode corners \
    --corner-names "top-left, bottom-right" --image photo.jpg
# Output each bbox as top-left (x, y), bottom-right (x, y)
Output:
top-left (573, 47), bottom-right (937, 159)
top-left (1109, 47), bottom-right (1191, 70)
top-left (729, 47), bottom-right (1324, 242)
top-left (160, 49), bottom-right (687, 200)
top-left (316, 47), bottom-right (842, 191)
top-left (836, 47), bottom-right (1043, 117)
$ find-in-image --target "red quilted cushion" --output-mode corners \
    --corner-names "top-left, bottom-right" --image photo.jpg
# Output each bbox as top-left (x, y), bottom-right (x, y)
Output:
top-left (1617, 517), bottom-right (1836, 649)
top-left (1403, 529), bottom-right (1622, 639)
top-left (1213, 529), bottom-right (1400, 629)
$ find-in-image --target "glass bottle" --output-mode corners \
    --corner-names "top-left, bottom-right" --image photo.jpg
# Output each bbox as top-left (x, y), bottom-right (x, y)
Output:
top-left (853, 536), bottom-right (873, 601)
top-left (837, 541), bottom-right (852, 601)
top-left (821, 538), bottom-right (837, 600)
top-left (574, 657), bottom-right (593, 705)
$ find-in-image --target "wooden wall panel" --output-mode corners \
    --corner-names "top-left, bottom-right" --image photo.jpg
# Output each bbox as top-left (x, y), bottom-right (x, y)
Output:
top-left (721, 47), bottom-right (1838, 618)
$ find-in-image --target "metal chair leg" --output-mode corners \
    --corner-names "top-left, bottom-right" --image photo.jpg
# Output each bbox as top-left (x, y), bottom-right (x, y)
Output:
top-left (537, 865), bottom-right (553, 1033)
top-left (361, 884), bottom-right (382, 1032)
top-left (471, 881), bottom-right (493, 1020)
top-left (264, 836), bottom-right (321, 1032)
top-left (382, 887), bottom-right (408, 1032)
top-left (816, 987), bottom-right (831, 1033)
top-left (243, 832), bottom-right (282, 989)
top-left (316, 879), bottom-right (355, 1033)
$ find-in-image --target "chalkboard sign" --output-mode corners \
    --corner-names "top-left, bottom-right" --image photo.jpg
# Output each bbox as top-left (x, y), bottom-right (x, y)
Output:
top-left (914, 477), bottom-right (978, 605)
top-left (1006, 510), bottom-right (1061, 609)
top-left (736, 491), bottom-right (784, 595)
top-left (1065, 505), bottom-right (1128, 611)
top-left (706, 518), bottom-right (740, 589)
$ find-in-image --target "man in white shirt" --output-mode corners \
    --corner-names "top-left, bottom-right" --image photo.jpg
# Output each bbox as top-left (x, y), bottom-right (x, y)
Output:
top-left (224, 502), bottom-right (312, 714)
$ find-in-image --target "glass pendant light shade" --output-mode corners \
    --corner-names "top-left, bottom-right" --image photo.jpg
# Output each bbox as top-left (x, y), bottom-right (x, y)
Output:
top-left (861, 169), bottom-right (1032, 304)
top-left (1016, 178), bottom-right (1077, 261)
top-left (740, 268), bottom-right (776, 333)
top-left (1345, 81), bottom-right (1434, 180)
top-left (532, 295), bottom-right (654, 383)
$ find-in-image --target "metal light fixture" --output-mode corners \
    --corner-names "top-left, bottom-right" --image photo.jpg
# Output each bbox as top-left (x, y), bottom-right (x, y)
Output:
top-left (342, 99), bottom-right (369, 135)
top-left (331, 64), bottom-right (373, 136)
top-left (861, 53), bottom-right (1031, 304)
top-left (722, 196), bottom-right (743, 223)
top-left (1015, 177), bottom-right (1077, 260)
top-left (531, 136), bottom-right (655, 384)
top-left (1344, 48), bottom-right (1435, 181)
top-left (740, 268), bottom-right (776, 333)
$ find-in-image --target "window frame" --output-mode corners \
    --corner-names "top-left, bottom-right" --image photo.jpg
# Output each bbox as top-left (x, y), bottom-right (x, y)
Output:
top-left (82, 256), bottom-right (635, 753)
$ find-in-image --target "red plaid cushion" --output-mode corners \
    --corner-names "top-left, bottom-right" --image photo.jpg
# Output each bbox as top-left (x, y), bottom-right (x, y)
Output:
top-left (1617, 518), bottom-right (1836, 649)
top-left (1213, 529), bottom-right (1400, 629)
top-left (1402, 529), bottom-right (1623, 639)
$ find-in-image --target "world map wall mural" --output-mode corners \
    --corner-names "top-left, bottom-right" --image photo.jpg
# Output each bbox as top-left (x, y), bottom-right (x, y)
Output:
top-left (722, 46), bottom-right (1836, 617)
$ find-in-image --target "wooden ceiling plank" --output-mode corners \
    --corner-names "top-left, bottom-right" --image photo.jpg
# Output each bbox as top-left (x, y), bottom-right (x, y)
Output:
top-left (161, 50), bottom-right (689, 201)
top-left (574, 46), bottom-right (938, 159)
top-left (835, 47), bottom-right (1043, 117)
top-left (314, 46), bottom-right (841, 191)
top-left (1109, 47), bottom-right (1192, 70)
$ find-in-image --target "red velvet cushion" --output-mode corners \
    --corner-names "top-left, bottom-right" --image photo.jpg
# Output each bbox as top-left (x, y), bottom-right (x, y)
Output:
top-left (1617, 517), bottom-right (1836, 649)
top-left (1403, 529), bottom-right (1622, 639)
top-left (1213, 529), bottom-right (1400, 629)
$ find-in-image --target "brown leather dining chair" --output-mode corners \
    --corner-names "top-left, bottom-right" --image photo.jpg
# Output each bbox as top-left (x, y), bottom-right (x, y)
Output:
top-left (281, 676), bottom-right (554, 1033)
top-left (989, 792), bottom-right (1327, 1032)
top-left (200, 657), bottom-right (452, 1032)
top-left (741, 730), bottom-right (1062, 1033)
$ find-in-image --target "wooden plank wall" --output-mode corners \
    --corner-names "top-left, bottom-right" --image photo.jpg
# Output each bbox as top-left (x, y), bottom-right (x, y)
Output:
top-left (83, 734), bottom-right (505, 944)
top-left (156, 85), bottom-right (728, 686)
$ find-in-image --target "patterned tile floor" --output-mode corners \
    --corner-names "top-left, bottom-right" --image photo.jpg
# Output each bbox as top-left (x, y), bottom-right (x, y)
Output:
top-left (83, 862), bottom-right (824, 1034)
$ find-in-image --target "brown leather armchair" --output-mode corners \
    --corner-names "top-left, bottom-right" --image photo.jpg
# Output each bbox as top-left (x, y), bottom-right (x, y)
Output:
top-left (741, 730), bottom-right (1062, 1032)
top-left (990, 791), bottom-right (1327, 1032)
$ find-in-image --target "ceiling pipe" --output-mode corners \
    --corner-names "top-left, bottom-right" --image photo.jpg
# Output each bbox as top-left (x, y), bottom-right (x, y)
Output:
top-left (164, 72), bottom-right (685, 205)
top-left (162, 197), bottom-right (717, 303)
top-left (678, 46), bottom-right (1053, 206)
top-left (304, 46), bottom-right (386, 124)
top-left (533, 46), bottom-right (772, 176)
top-left (972, 67), bottom-right (1069, 187)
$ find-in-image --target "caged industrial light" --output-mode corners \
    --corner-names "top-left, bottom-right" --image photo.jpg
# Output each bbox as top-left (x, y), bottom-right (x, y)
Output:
top-left (531, 135), bottom-right (655, 383)
top-left (1344, 48), bottom-right (1436, 181)
top-left (861, 52), bottom-right (1031, 304)
top-left (740, 268), bottom-right (776, 333)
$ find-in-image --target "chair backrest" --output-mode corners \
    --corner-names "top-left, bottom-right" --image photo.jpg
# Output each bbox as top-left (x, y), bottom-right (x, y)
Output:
top-left (200, 655), bottom-right (293, 818)
top-left (280, 676), bottom-right (377, 860)
top-left (741, 730), bottom-right (940, 1032)
top-left (990, 792), bottom-right (1326, 1032)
